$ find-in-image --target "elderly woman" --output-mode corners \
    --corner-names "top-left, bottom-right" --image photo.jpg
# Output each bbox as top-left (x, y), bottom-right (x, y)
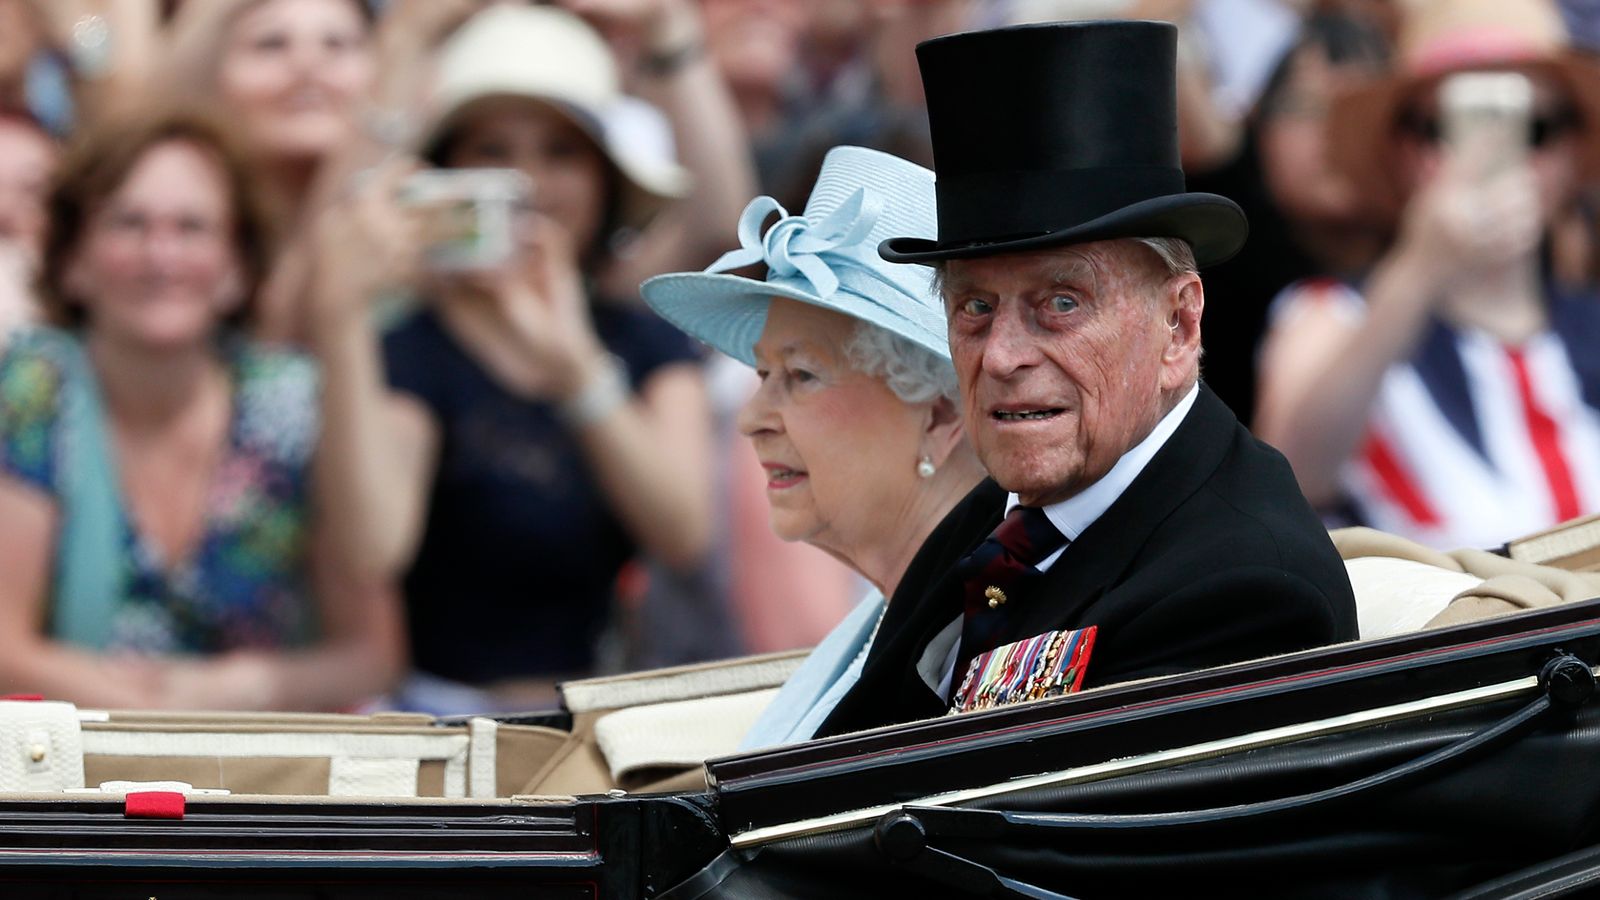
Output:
top-left (0, 110), bottom-right (402, 709)
top-left (642, 145), bottom-right (985, 747)
top-left (1256, 0), bottom-right (1600, 550)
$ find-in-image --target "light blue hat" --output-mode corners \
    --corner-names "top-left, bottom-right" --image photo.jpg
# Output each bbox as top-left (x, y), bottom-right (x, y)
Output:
top-left (640, 146), bottom-right (946, 367)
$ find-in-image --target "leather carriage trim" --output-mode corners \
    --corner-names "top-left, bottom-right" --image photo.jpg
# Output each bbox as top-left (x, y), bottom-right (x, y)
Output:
top-left (728, 668), bottom-right (1562, 848)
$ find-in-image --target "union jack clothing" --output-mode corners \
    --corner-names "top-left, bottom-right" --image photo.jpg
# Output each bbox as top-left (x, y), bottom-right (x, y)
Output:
top-left (1275, 279), bottom-right (1600, 550)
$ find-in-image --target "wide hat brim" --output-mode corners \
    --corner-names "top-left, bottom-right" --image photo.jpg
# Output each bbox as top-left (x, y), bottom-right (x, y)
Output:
top-left (879, 192), bottom-right (1248, 267)
top-left (639, 271), bottom-right (950, 368)
top-left (1327, 55), bottom-right (1600, 220)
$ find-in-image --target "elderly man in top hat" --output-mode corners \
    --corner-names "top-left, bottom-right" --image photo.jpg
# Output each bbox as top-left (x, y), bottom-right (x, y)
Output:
top-left (816, 20), bottom-right (1358, 737)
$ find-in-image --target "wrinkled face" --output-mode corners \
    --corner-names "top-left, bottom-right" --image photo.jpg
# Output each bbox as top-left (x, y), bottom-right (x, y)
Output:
top-left (69, 141), bottom-right (242, 348)
top-left (737, 299), bottom-right (930, 553)
top-left (943, 242), bottom-right (1195, 506)
top-left (0, 118), bottom-right (56, 261)
top-left (443, 99), bottom-right (609, 256)
top-left (217, 0), bottom-right (374, 163)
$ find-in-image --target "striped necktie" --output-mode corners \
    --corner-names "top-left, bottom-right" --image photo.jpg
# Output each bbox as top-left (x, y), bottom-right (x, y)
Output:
top-left (950, 505), bottom-right (1066, 698)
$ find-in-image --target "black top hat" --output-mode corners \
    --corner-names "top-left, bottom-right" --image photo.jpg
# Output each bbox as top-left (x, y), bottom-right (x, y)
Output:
top-left (879, 20), bottom-right (1248, 267)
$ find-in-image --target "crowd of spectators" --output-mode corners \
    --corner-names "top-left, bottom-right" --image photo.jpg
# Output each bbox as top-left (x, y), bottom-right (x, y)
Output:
top-left (1, 0), bottom-right (1598, 714)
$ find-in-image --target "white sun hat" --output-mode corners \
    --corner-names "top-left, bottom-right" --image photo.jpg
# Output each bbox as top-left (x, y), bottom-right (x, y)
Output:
top-left (639, 146), bottom-right (946, 366)
top-left (420, 4), bottom-right (690, 229)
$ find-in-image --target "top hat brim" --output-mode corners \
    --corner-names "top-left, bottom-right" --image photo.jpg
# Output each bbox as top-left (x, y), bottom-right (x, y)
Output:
top-left (878, 192), bottom-right (1248, 268)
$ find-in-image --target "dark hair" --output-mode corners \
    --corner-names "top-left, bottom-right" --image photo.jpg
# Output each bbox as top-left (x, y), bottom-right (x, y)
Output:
top-left (38, 108), bottom-right (275, 330)
top-left (1254, 11), bottom-right (1390, 123)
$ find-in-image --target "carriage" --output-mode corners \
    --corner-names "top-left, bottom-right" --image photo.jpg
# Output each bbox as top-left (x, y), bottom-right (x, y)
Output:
top-left (3, 523), bottom-right (1600, 899)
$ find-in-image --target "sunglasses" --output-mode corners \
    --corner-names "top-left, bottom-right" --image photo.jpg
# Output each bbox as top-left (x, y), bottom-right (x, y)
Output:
top-left (1395, 107), bottom-right (1584, 149)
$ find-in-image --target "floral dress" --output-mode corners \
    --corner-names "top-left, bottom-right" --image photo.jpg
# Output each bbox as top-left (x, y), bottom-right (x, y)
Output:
top-left (0, 328), bottom-right (321, 654)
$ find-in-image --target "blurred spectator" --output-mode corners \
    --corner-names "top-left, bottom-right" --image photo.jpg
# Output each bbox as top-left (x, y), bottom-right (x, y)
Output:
top-left (0, 110), bottom-right (402, 709)
top-left (760, 0), bottom-right (977, 210)
top-left (164, 0), bottom-right (383, 342)
top-left (308, 5), bottom-right (718, 714)
top-left (1190, 9), bottom-right (1391, 423)
top-left (166, 0), bottom-right (376, 212)
top-left (0, 108), bottom-right (57, 345)
top-left (699, 0), bottom-right (814, 190)
top-left (1256, 0), bottom-right (1600, 549)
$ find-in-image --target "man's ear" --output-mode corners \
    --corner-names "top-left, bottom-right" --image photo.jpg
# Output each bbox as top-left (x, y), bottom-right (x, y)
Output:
top-left (921, 394), bottom-right (966, 467)
top-left (1161, 274), bottom-right (1204, 388)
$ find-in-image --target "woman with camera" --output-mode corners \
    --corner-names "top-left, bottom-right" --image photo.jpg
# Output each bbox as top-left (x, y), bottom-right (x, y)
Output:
top-left (310, 3), bottom-right (749, 712)
top-left (1255, 0), bottom-right (1600, 551)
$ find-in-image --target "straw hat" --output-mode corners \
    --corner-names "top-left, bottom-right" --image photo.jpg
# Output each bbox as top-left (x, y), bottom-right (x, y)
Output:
top-left (1327, 0), bottom-right (1600, 215)
top-left (639, 146), bottom-right (946, 367)
top-left (421, 5), bottom-right (689, 230)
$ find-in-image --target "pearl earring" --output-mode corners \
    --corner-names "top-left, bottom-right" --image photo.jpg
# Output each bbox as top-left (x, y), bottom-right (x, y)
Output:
top-left (917, 456), bottom-right (936, 479)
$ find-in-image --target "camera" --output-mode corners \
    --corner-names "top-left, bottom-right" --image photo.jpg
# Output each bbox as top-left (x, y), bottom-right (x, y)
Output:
top-left (1440, 71), bottom-right (1534, 177)
top-left (399, 168), bottom-right (533, 272)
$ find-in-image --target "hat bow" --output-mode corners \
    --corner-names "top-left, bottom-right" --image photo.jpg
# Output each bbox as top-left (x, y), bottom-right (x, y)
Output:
top-left (708, 190), bottom-right (885, 298)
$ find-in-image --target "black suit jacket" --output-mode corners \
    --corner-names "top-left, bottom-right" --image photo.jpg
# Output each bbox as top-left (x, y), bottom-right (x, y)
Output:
top-left (816, 385), bottom-right (1358, 738)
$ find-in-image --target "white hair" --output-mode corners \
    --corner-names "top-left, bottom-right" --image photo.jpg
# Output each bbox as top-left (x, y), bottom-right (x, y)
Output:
top-left (844, 323), bottom-right (959, 405)
top-left (1131, 237), bottom-right (1198, 277)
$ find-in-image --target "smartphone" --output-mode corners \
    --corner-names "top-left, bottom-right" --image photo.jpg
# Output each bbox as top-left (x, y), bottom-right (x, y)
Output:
top-left (1440, 71), bottom-right (1534, 178)
top-left (400, 168), bottom-right (533, 272)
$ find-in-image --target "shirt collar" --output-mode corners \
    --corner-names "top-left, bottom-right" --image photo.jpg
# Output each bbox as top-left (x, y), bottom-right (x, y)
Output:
top-left (1004, 383), bottom-right (1200, 541)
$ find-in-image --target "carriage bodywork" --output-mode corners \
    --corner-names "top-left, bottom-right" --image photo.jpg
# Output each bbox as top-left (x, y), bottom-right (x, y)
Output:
top-left (3, 599), bottom-right (1600, 899)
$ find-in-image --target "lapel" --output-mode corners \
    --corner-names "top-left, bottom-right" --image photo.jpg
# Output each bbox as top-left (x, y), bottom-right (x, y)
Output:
top-left (816, 479), bottom-right (1005, 736)
top-left (1006, 384), bottom-right (1238, 640)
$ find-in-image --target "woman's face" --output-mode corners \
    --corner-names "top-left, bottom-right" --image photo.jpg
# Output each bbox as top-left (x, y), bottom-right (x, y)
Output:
top-left (1258, 43), bottom-right (1380, 227)
top-left (68, 140), bottom-right (243, 348)
top-left (738, 299), bottom-right (932, 555)
top-left (1395, 70), bottom-right (1581, 224)
top-left (216, 0), bottom-right (374, 164)
top-left (443, 99), bottom-right (610, 255)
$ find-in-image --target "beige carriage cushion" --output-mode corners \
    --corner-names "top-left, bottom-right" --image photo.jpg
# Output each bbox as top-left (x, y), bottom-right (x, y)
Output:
top-left (0, 701), bottom-right (84, 792)
top-left (1344, 557), bottom-right (1483, 639)
top-left (593, 687), bottom-right (778, 785)
top-left (560, 649), bottom-right (806, 713)
top-left (1332, 527), bottom-right (1600, 633)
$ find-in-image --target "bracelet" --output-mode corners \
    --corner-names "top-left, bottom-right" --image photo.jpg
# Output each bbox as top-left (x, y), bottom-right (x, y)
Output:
top-left (559, 354), bottom-right (631, 428)
top-left (640, 35), bottom-right (705, 79)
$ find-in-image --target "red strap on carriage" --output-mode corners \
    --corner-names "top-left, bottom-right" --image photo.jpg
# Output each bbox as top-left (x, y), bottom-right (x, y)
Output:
top-left (124, 791), bottom-right (186, 820)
